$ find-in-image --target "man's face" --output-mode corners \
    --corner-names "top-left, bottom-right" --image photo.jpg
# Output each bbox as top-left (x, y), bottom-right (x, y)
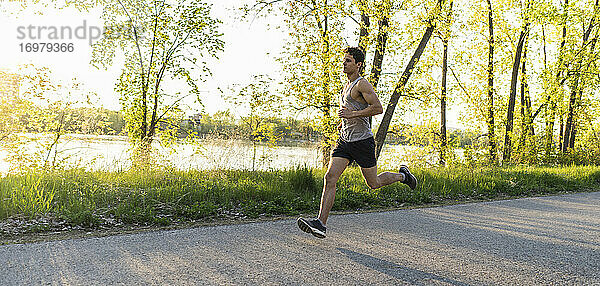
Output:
top-left (343, 53), bottom-right (361, 74)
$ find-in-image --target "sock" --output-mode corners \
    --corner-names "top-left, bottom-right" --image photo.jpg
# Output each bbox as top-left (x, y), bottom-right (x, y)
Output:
top-left (317, 218), bottom-right (325, 227)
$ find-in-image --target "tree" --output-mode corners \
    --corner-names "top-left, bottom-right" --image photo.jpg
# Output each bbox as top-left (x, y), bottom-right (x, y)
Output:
top-left (79, 0), bottom-right (223, 164)
top-left (0, 71), bottom-right (27, 144)
top-left (515, 34), bottom-right (536, 163)
top-left (562, 0), bottom-right (600, 152)
top-left (515, 1), bottom-right (535, 163)
top-left (502, 0), bottom-right (530, 164)
top-left (543, 1), bottom-right (565, 159)
top-left (0, 65), bottom-right (104, 173)
top-left (374, 0), bottom-right (446, 158)
top-left (227, 75), bottom-right (282, 171)
top-left (486, 0), bottom-right (497, 165)
top-left (435, 0), bottom-right (453, 166)
top-left (246, 0), bottom-right (347, 167)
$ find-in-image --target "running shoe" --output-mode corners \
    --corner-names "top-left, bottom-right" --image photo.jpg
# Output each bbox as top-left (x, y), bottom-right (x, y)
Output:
top-left (297, 217), bottom-right (326, 238)
top-left (399, 165), bottom-right (418, 190)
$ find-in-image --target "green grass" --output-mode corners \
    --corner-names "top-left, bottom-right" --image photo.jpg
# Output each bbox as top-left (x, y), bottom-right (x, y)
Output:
top-left (1, 165), bottom-right (599, 235)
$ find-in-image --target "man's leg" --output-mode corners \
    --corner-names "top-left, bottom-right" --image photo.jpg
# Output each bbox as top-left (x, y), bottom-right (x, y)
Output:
top-left (360, 165), bottom-right (404, 190)
top-left (317, 157), bottom-right (350, 225)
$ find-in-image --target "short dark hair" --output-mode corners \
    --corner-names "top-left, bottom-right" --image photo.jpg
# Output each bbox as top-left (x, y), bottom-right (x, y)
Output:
top-left (345, 47), bottom-right (365, 66)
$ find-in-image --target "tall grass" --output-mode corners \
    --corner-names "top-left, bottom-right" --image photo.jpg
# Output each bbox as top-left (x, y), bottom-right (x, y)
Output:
top-left (0, 176), bottom-right (55, 218)
top-left (1, 165), bottom-right (599, 234)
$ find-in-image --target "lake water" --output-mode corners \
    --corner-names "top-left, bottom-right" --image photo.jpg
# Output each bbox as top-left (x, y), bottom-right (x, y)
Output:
top-left (0, 134), bottom-right (421, 174)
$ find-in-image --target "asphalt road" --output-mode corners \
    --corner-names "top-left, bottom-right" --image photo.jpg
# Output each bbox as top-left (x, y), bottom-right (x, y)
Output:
top-left (1, 192), bottom-right (599, 285)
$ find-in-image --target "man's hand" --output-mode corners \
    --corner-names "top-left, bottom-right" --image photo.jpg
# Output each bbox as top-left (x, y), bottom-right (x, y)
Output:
top-left (338, 106), bottom-right (354, 119)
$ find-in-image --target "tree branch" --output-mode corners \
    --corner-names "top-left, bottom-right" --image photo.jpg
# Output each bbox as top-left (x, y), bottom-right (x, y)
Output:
top-left (156, 93), bottom-right (191, 126)
top-left (449, 66), bottom-right (471, 99)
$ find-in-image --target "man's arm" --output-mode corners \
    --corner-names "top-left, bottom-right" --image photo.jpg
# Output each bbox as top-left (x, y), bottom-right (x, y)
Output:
top-left (338, 79), bottom-right (383, 119)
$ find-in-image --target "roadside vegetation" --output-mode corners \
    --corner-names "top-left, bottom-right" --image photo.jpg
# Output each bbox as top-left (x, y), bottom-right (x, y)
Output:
top-left (1, 165), bottom-right (599, 237)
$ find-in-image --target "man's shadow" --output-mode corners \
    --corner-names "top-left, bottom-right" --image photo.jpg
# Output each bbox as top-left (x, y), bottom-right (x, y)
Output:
top-left (337, 248), bottom-right (470, 286)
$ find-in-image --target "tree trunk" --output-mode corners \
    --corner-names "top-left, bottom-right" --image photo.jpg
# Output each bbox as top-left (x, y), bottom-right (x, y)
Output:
top-left (563, 86), bottom-right (577, 152)
top-left (518, 36), bottom-right (531, 154)
top-left (440, 40), bottom-right (448, 166)
top-left (486, 0), bottom-right (496, 165)
top-left (569, 120), bottom-right (577, 149)
top-left (359, 15), bottom-right (369, 52)
top-left (252, 140), bottom-right (257, 171)
top-left (518, 47), bottom-right (526, 153)
top-left (374, 24), bottom-right (437, 158)
top-left (369, 1), bottom-right (391, 89)
top-left (502, 25), bottom-right (528, 164)
top-left (141, 93), bottom-right (148, 142)
top-left (543, 24), bottom-right (555, 158)
top-left (358, 0), bottom-right (370, 72)
top-left (559, 113), bottom-right (565, 151)
top-left (526, 95), bottom-right (533, 136)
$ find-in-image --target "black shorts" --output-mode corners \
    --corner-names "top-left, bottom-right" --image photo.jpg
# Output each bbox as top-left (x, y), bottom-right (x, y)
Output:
top-left (331, 136), bottom-right (377, 168)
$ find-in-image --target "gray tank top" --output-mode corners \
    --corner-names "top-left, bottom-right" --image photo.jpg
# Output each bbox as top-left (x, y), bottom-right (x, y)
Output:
top-left (340, 76), bottom-right (373, 142)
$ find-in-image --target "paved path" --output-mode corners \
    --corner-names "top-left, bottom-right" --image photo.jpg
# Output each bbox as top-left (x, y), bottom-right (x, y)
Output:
top-left (1, 192), bottom-right (600, 285)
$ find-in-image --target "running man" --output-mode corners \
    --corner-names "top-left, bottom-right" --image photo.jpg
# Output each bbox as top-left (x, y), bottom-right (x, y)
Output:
top-left (297, 47), bottom-right (418, 238)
